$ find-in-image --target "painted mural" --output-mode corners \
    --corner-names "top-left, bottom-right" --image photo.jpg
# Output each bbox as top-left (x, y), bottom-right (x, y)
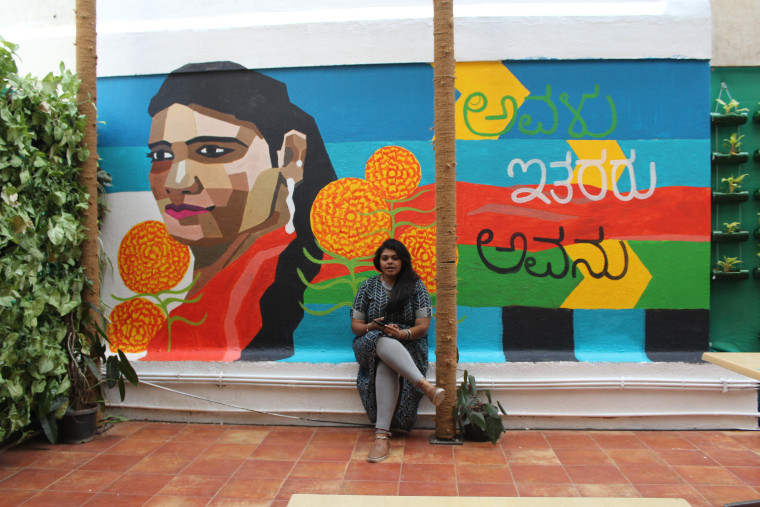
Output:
top-left (99, 59), bottom-right (710, 363)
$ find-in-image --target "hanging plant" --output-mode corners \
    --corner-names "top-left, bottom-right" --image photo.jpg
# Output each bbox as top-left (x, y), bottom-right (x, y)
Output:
top-left (711, 98), bottom-right (749, 125)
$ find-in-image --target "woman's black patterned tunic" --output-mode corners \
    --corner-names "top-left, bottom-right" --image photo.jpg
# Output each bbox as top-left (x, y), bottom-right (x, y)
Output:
top-left (350, 275), bottom-right (433, 432)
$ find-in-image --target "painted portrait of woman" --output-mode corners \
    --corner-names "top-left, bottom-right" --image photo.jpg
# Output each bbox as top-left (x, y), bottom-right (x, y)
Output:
top-left (143, 61), bottom-right (336, 361)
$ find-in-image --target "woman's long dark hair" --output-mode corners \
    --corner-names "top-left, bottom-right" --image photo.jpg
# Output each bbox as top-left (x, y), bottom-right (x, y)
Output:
top-left (149, 62), bottom-right (336, 360)
top-left (373, 239), bottom-right (420, 314)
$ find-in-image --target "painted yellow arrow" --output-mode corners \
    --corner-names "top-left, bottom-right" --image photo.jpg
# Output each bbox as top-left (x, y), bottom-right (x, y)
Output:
top-left (453, 61), bottom-right (529, 140)
top-left (560, 240), bottom-right (651, 309)
top-left (566, 139), bottom-right (627, 189)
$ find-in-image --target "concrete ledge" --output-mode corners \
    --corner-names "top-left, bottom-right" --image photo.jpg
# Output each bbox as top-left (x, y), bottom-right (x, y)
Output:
top-left (103, 361), bottom-right (760, 430)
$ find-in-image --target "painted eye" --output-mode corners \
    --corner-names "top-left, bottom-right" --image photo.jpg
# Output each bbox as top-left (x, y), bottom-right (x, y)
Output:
top-left (148, 150), bottom-right (174, 161)
top-left (196, 145), bottom-right (233, 158)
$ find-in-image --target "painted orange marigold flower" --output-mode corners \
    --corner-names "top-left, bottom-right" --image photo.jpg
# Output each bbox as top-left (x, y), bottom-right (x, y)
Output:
top-left (118, 220), bottom-right (190, 294)
top-left (399, 226), bottom-right (437, 294)
top-left (365, 146), bottom-right (421, 201)
top-left (108, 298), bottom-right (166, 353)
top-left (311, 178), bottom-right (391, 259)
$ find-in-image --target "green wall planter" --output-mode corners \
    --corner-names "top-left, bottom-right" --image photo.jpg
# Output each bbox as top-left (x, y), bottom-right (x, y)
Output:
top-left (711, 112), bottom-right (748, 125)
top-left (712, 152), bottom-right (750, 165)
top-left (712, 191), bottom-right (749, 203)
top-left (711, 270), bottom-right (750, 281)
top-left (712, 231), bottom-right (750, 242)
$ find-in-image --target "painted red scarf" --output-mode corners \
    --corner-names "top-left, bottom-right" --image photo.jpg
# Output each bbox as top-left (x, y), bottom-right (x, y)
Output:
top-left (144, 228), bottom-right (294, 361)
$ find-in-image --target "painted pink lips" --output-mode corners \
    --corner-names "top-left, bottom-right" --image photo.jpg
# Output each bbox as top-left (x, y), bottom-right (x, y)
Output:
top-left (165, 203), bottom-right (213, 220)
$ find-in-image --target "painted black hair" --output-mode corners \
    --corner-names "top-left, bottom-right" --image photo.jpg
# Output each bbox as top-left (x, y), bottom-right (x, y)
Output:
top-left (373, 239), bottom-right (421, 314)
top-left (149, 62), bottom-right (337, 360)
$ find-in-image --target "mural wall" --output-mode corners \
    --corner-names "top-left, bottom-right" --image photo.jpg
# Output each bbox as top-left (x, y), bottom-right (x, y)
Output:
top-left (99, 59), bottom-right (711, 364)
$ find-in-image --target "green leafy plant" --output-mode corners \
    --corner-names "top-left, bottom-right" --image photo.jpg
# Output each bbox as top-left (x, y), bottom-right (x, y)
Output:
top-left (721, 173), bottom-right (748, 193)
top-left (716, 98), bottom-right (749, 115)
top-left (723, 222), bottom-right (742, 233)
top-left (0, 38), bottom-right (136, 444)
top-left (716, 256), bottom-right (742, 273)
top-left (455, 370), bottom-right (507, 445)
top-left (722, 133), bottom-right (745, 155)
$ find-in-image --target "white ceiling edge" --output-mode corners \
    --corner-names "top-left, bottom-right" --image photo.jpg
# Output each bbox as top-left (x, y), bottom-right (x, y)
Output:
top-left (2, 0), bottom-right (710, 78)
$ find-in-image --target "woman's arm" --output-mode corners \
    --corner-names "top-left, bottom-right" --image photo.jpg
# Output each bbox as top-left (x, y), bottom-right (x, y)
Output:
top-left (351, 318), bottom-right (384, 337)
top-left (405, 317), bottom-right (431, 341)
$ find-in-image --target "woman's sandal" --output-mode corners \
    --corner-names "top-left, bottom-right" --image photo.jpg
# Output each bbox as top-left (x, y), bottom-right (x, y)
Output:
top-left (429, 387), bottom-right (445, 407)
top-left (417, 378), bottom-right (445, 407)
top-left (367, 433), bottom-right (390, 463)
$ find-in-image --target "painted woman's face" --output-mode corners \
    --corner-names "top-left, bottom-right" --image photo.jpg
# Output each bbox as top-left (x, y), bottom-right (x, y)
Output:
top-left (148, 103), bottom-right (282, 246)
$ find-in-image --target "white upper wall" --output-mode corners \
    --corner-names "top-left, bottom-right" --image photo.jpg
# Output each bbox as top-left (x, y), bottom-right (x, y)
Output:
top-left (711, 0), bottom-right (760, 66)
top-left (2, 0), bottom-right (711, 78)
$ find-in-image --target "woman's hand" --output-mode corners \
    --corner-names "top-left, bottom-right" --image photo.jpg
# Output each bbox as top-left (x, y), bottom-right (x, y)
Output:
top-left (383, 323), bottom-right (402, 339)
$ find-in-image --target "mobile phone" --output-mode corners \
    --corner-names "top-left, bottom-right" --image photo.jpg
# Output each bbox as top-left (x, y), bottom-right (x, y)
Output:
top-left (372, 318), bottom-right (386, 327)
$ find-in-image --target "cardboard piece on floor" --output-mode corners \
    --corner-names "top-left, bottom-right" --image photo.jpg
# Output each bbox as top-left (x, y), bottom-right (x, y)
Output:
top-left (288, 495), bottom-right (691, 506)
top-left (702, 352), bottom-right (760, 381)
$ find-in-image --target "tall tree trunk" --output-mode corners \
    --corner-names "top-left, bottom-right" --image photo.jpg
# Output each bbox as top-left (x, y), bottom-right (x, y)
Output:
top-left (433, 0), bottom-right (458, 440)
top-left (76, 0), bottom-right (99, 324)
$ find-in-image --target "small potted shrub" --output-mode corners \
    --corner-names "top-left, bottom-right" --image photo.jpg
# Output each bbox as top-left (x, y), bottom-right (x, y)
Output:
top-left (712, 256), bottom-right (749, 281)
top-left (711, 98), bottom-right (749, 125)
top-left (713, 133), bottom-right (749, 164)
top-left (713, 174), bottom-right (750, 203)
top-left (712, 221), bottom-right (749, 242)
top-left (455, 370), bottom-right (507, 445)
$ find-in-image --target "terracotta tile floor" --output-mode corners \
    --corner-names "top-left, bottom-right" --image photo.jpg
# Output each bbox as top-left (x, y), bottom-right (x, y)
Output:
top-left (1, 422), bottom-right (760, 506)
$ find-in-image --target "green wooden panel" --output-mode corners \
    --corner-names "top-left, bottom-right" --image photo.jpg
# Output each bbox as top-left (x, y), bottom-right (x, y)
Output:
top-left (709, 67), bottom-right (760, 353)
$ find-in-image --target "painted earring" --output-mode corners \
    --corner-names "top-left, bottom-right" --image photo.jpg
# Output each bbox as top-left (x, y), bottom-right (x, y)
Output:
top-left (285, 177), bottom-right (296, 234)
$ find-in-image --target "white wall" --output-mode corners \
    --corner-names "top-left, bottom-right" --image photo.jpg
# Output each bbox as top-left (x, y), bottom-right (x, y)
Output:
top-left (711, 0), bottom-right (760, 66)
top-left (4, 0), bottom-right (711, 77)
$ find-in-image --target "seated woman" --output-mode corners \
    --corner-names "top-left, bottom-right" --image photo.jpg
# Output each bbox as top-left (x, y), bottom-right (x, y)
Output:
top-left (350, 239), bottom-right (445, 463)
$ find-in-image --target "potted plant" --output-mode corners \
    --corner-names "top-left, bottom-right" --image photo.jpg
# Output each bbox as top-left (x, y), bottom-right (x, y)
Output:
top-left (713, 174), bottom-right (750, 203)
top-left (49, 310), bottom-right (138, 444)
top-left (712, 133), bottom-right (749, 164)
top-left (711, 98), bottom-right (749, 125)
top-left (455, 370), bottom-right (507, 445)
top-left (712, 221), bottom-right (749, 242)
top-left (711, 256), bottom-right (749, 281)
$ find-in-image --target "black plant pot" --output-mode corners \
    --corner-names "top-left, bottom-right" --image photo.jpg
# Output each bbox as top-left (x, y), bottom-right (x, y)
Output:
top-left (711, 270), bottom-right (750, 281)
top-left (710, 112), bottom-right (748, 125)
top-left (711, 231), bottom-right (750, 242)
top-left (712, 191), bottom-right (749, 203)
top-left (711, 152), bottom-right (749, 165)
top-left (462, 423), bottom-right (491, 442)
top-left (59, 405), bottom-right (98, 444)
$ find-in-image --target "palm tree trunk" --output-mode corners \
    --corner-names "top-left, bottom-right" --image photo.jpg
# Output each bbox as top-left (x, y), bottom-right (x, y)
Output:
top-left (433, 0), bottom-right (458, 440)
top-left (75, 0), bottom-right (99, 318)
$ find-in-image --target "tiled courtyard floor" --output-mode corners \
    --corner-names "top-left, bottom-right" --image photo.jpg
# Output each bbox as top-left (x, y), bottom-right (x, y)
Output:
top-left (1, 422), bottom-right (760, 506)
